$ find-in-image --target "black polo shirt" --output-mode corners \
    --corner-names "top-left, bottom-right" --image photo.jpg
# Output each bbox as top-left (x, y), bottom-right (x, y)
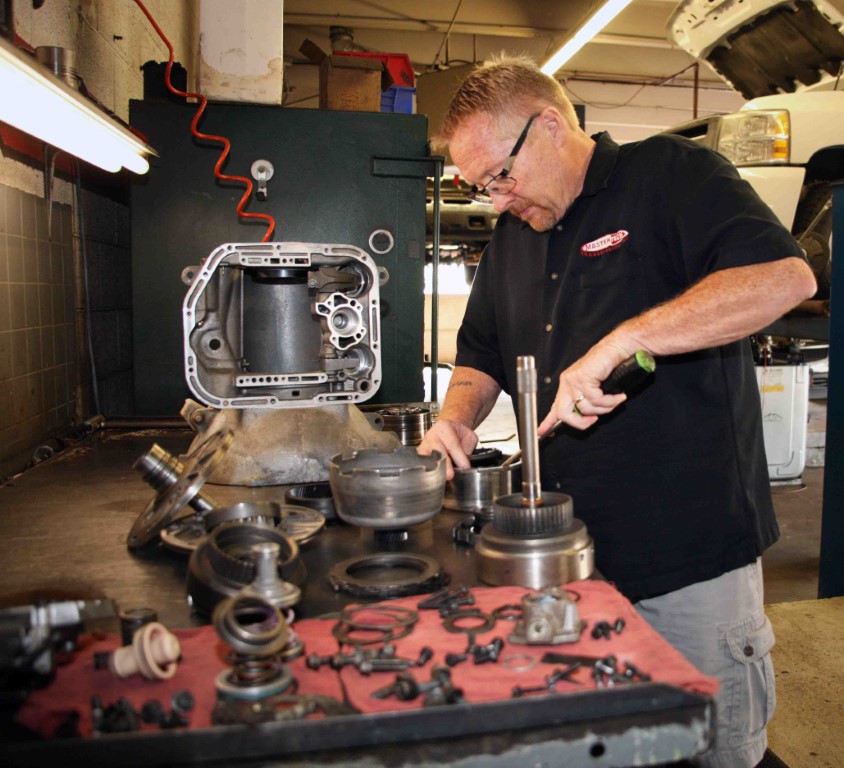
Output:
top-left (456, 132), bottom-right (805, 600)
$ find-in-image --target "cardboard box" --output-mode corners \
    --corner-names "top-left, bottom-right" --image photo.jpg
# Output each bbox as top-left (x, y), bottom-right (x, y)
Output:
top-left (320, 56), bottom-right (382, 111)
top-left (300, 40), bottom-right (383, 112)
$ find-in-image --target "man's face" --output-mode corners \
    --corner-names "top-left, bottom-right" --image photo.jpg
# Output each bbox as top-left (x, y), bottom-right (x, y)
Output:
top-left (449, 111), bottom-right (567, 232)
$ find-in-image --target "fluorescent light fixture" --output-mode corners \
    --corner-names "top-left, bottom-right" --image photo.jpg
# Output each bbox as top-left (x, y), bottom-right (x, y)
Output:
top-left (0, 36), bottom-right (155, 174)
top-left (540, 0), bottom-right (636, 76)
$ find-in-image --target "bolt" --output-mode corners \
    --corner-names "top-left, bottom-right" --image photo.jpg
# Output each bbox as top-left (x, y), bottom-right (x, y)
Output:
top-left (472, 637), bottom-right (504, 664)
top-left (306, 653), bottom-right (333, 670)
top-left (160, 709), bottom-right (190, 729)
top-left (91, 695), bottom-right (104, 735)
top-left (512, 668), bottom-right (572, 698)
top-left (359, 657), bottom-right (411, 675)
top-left (372, 672), bottom-right (425, 701)
top-left (171, 689), bottom-right (195, 713)
top-left (623, 662), bottom-right (651, 682)
top-left (418, 587), bottom-right (471, 610)
top-left (422, 666), bottom-right (462, 707)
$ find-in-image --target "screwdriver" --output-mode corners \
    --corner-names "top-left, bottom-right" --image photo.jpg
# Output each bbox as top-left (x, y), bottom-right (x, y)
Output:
top-left (500, 350), bottom-right (655, 468)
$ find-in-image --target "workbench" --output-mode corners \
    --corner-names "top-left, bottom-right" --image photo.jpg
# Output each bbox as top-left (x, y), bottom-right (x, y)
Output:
top-left (0, 427), bottom-right (714, 767)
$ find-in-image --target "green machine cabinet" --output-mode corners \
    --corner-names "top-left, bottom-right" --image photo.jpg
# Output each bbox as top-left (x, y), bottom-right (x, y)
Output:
top-left (130, 102), bottom-right (427, 415)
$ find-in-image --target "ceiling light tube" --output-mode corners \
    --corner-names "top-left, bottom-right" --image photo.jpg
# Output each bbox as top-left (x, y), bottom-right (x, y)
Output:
top-left (540, 0), bottom-right (636, 76)
top-left (0, 36), bottom-right (155, 174)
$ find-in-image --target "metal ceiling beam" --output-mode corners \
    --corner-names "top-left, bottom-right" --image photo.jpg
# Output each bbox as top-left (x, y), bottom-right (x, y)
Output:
top-left (284, 13), bottom-right (676, 49)
top-left (283, 14), bottom-right (562, 37)
top-left (591, 33), bottom-right (676, 49)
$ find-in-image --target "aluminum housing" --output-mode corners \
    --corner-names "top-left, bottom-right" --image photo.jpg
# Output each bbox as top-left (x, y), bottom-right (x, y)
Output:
top-left (183, 242), bottom-right (384, 408)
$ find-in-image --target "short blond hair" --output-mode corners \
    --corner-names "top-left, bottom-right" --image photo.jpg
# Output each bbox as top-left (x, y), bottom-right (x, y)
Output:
top-left (432, 54), bottom-right (580, 151)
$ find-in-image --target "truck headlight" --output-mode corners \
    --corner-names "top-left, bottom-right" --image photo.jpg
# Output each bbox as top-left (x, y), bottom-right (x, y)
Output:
top-left (716, 110), bottom-right (790, 166)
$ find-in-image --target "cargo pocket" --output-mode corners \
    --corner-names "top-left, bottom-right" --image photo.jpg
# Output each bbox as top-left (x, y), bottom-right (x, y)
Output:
top-left (723, 613), bottom-right (776, 748)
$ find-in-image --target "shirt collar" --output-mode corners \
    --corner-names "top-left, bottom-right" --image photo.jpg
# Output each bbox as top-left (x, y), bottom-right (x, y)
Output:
top-left (509, 131), bottom-right (620, 229)
top-left (580, 131), bottom-right (619, 198)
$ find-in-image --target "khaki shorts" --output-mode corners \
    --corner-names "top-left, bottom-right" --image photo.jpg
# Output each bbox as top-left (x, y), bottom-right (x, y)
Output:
top-left (635, 559), bottom-right (776, 768)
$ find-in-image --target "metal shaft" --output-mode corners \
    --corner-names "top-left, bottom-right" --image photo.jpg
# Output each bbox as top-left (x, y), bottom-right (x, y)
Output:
top-left (516, 356), bottom-right (542, 506)
top-left (133, 444), bottom-right (218, 514)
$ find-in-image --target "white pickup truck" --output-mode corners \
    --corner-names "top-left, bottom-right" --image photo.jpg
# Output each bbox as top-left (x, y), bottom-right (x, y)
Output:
top-left (666, 0), bottom-right (844, 300)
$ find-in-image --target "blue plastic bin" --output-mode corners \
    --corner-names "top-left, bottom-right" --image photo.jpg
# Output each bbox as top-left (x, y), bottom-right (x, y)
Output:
top-left (381, 86), bottom-right (416, 114)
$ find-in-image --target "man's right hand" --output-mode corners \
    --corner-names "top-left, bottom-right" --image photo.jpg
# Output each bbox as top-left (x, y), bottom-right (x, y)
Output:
top-left (417, 419), bottom-right (479, 481)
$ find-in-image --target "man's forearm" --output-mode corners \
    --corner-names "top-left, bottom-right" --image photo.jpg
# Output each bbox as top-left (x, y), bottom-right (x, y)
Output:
top-left (439, 366), bottom-right (502, 429)
top-left (607, 257), bottom-right (817, 357)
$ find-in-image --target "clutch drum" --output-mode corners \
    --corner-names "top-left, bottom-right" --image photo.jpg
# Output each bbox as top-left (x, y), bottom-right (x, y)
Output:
top-left (476, 492), bottom-right (594, 589)
top-left (443, 462), bottom-right (520, 518)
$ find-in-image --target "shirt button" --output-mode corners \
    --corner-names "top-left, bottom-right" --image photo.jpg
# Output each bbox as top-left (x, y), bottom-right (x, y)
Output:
top-left (543, 376), bottom-right (552, 385)
top-left (545, 323), bottom-right (553, 332)
top-left (550, 272), bottom-right (559, 281)
top-left (556, 224), bottom-right (563, 231)
top-left (743, 645), bottom-right (754, 657)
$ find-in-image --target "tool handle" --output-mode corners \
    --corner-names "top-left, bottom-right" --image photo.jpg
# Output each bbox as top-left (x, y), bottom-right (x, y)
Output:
top-left (601, 349), bottom-right (655, 395)
top-left (500, 350), bottom-right (655, 467)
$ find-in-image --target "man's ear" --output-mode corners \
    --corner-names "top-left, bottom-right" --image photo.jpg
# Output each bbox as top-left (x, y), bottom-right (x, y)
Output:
top-left (541, 107), bottom-right (568, 148)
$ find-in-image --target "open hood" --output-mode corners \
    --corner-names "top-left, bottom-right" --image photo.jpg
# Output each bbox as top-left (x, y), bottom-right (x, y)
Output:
top-left (668, 0), bottom-right (844, 98)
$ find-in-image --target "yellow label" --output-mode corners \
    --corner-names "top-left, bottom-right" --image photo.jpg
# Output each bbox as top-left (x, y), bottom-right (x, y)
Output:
top-left (761, 384), bottom-right (785, 393)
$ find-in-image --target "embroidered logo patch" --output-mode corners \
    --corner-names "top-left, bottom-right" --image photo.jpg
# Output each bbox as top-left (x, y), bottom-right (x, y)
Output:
top-left (580, 229), bottom-right (629, 257)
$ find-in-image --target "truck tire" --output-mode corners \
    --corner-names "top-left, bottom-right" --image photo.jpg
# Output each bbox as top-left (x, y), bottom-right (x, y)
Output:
top-left (793, 182), bottom-right (832, 300)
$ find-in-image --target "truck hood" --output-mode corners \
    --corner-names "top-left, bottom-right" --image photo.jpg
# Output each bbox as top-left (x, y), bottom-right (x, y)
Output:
top-left (667, 0), bottom-right (844, 98)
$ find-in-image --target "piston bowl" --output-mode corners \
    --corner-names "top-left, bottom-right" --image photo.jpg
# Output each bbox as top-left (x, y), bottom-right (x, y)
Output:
top-left (328, 446), bottom-right (446, 528)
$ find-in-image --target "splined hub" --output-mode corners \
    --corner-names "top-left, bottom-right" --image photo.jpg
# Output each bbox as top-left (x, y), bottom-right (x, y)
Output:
top-left (492, 492), bottom-right (573, 536)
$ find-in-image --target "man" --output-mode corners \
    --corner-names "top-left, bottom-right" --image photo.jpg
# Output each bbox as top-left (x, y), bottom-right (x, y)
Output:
top-left (418, 55), bottom-right (817, 767)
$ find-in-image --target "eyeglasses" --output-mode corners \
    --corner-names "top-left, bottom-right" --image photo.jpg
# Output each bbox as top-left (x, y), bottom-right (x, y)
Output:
top-left (468, 113), bottom-right (540, 204)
